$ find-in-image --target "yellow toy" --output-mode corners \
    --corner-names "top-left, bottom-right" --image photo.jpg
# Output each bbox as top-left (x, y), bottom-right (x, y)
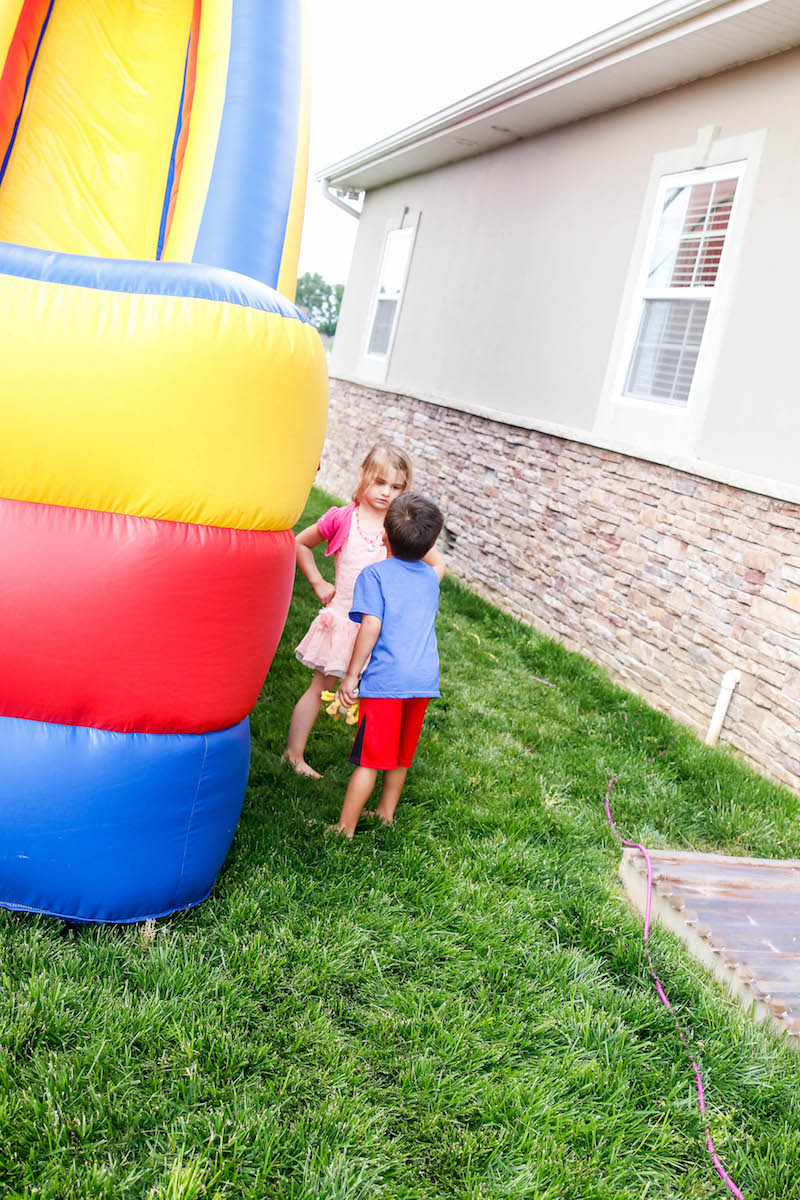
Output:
top-left (321, 692), bottom-right (360, 725)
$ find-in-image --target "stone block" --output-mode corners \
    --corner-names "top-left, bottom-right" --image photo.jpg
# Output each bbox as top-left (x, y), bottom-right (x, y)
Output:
top-left (743, 548), bottom-right (780, 574)
top-left (766, 508), bottom-right (797, 529)
top-left (618, 541), bottom-right (648, 564)
top-left (659, 535), bottom-right (688, 557)
top-left (766, 532), bottom-right (796, 555)
top-left (751, 597), bottom-right (800, 635)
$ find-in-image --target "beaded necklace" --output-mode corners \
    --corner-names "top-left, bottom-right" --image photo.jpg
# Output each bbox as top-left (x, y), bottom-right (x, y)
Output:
top-left (355, 504), bottom-right (384, 552)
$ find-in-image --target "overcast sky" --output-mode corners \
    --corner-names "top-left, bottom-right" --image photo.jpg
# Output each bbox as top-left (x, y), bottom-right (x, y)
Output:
top-left (297, 0), bottom-right (659, 284)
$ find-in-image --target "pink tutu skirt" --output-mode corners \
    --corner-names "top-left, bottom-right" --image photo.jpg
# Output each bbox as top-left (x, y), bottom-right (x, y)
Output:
top-left (295, 606), bottom-right (359, 679)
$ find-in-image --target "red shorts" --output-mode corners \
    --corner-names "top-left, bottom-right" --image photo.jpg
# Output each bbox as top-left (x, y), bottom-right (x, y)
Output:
top-left (348, 697), bottom-right (430, 771)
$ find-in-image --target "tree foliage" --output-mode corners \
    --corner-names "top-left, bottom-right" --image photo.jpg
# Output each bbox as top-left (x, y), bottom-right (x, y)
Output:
top-left (295, 272), bottom-right (344, 337)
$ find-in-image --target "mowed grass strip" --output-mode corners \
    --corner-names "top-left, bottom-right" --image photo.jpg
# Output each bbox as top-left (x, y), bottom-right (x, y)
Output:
top-left (1, 486), bottom-right (799, 1199)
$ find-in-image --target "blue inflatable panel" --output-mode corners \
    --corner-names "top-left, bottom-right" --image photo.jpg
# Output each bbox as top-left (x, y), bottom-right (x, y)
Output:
top-left (0, 715), bottom-right (250, 924)
top-left (193, 0), bottom-right (301, 287)
top-left (0, 241), bottom-right (310, 318)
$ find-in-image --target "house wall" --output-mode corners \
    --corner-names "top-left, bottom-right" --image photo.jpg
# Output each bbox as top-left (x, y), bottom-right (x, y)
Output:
top-left (326, 49), bottom-right (800, 792)
top-left (331, 48), bottom-right (800, 497)
top-left (319, 379), bottom-right (800, 793)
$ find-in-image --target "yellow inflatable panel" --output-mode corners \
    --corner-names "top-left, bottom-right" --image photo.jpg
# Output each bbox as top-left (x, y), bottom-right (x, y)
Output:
top-left (161, 0), bottom-right (232, 266)
top-left (276, 0), bottom-right (311, 300)
top-left (0, 272), bottom-right (328, 531)
top-left (0, 0), bottom-right (194, 258)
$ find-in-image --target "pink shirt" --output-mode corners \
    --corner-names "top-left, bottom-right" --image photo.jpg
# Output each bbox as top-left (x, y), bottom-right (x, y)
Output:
top-left (315, 502), bottom-right (356, 557)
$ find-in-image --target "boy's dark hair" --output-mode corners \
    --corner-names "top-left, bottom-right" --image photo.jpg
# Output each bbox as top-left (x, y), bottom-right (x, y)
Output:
top-left (384, 492), bottom-right (444, 562)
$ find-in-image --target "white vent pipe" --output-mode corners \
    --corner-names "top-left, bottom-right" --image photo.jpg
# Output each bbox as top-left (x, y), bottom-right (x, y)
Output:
top-left (705, 669), bottom-right (741, 746)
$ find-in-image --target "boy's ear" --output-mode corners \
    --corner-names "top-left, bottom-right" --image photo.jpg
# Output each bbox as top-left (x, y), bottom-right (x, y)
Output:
top-left (382, 528), bottom-right (391, 553)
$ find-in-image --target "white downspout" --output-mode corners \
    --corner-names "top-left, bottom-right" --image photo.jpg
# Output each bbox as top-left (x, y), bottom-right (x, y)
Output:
top-left (320, 178), bottom-right (362, 218)
top-left (705, 669), bottom-right (741, 746)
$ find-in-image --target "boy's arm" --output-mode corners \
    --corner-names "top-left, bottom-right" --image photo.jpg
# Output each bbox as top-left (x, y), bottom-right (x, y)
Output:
top-left (337, 616), bottom-right (382, 708)
top-left (422, 545), bottom-right (446, 581)
top-left (295, 524), bottom-right (335, 604)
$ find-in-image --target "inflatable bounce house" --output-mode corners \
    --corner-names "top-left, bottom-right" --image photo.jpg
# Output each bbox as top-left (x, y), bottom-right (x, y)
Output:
top-left (0, 0), bottom-right (328, 923)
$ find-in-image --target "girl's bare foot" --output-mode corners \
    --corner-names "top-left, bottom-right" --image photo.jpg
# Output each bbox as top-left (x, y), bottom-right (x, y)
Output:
top-left (281, 750), bottom-right (322, 779)
top-left (364, 810), bottom-right (393, 826)
top-left (324, 823), bottom-right (353, 839)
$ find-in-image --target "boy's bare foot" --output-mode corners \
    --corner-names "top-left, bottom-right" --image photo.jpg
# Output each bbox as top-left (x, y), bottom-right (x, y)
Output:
top-left (280, 751), bottom-right (322, 779)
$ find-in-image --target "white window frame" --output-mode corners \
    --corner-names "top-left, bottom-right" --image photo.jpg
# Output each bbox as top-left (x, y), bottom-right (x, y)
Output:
top-left (595, 128), bottom-right (765, 459)
top-left (359, 209), bottom-right (420, 384)
top-left (622, 161), bottom-right (744, 406)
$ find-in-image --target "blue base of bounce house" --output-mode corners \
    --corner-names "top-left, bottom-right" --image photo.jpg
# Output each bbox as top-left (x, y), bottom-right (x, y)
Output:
top-left (0, 714), bottom-right (250, 924)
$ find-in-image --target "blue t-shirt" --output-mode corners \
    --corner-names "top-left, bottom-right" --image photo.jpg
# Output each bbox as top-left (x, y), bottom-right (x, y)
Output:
top-left (350, 558), bottom-right (440, 698)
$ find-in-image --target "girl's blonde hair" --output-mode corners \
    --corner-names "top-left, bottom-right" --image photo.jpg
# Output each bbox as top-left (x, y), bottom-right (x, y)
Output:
top-left (352, 443), bottom-right (413, 501)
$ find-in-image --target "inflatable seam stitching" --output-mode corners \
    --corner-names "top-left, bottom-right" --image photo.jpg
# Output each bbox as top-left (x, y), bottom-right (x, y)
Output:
top-left (0, 0), bottom-right (54, 186)
top-left (175, 734), bottom-right (210, 907)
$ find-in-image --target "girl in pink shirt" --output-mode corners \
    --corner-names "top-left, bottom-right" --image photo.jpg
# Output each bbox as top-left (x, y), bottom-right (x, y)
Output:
top-left (282, 444), bottom-right (412, 778)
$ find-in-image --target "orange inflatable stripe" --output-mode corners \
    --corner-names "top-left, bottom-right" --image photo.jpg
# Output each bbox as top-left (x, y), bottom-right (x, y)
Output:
top-left (0, 0), bottom-right (50, 172)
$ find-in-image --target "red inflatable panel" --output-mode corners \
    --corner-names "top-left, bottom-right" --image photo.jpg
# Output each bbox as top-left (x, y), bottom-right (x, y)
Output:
top-left (0, 497), bottom-right (295, 734)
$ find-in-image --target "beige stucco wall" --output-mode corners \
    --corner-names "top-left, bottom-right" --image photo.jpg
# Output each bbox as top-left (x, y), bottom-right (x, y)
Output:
top-left (331, 48), bottom-right (800, 495)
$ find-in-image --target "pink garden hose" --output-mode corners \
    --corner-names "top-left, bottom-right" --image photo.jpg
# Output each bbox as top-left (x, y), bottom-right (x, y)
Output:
top-left (604, 776), bottom-right (744, 1198)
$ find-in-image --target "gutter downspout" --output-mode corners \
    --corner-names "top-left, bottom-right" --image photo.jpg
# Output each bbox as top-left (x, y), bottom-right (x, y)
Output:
top-left (320, 179), bottom-right (362, 218)
top-left (705, 669), bottom-right (741, 746)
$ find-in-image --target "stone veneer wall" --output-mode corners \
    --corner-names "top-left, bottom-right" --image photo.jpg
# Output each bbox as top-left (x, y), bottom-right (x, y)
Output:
top-left (319, 379), bottom-right (800, 793)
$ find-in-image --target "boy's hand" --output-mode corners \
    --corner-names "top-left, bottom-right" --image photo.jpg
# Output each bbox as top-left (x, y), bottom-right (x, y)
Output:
top-left (314, 580), bottom-right (336, 605)
top-left (336, 674), bottom-right (359, 709)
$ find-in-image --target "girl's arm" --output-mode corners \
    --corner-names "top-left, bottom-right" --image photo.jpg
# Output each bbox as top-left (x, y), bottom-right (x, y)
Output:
top-left (295, 524), bottom-right (335, 604)
top-left (336, 616), bottom-right (382, 708)
top-left (422, 545), bottom-right (446, 581)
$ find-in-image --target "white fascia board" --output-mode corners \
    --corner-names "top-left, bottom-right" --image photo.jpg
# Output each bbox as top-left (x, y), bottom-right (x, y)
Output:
top-left (319, 0), bottom-right (800, 191)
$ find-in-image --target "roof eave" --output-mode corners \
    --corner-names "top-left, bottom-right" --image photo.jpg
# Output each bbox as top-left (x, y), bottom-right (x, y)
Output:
top-left (319, 0), bottom-right (800, 191)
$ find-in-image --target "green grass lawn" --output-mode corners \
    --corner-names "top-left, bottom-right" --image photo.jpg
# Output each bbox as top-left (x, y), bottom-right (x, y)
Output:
top-left (2, 486), bottom-right (799, 1199)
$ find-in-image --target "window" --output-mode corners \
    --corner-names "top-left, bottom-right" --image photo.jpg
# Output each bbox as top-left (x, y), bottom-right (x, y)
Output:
top-left (366, 225), bottom-right (414, 358)
top-left (623, 165), bottom-right (742, 407)
top-left (358, 213), bottom-right (420, 384)
top-left (596, 127), bottom-right (766, 463)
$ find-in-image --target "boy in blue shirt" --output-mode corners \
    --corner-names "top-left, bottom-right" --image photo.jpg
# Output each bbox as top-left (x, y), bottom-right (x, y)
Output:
top-left (332, 493), bottom-right (445, 838)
